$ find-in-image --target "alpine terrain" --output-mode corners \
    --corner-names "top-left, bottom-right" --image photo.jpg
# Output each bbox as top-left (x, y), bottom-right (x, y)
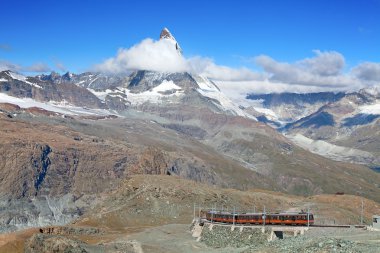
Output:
top-left (0, 28), bottom-right (379, 252)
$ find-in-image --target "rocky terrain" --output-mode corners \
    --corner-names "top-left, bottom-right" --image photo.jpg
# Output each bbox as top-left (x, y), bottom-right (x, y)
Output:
top-left (1, 97), bottom-right (380, 231)
top-left (0, 175), bottom-right (379, 252)
top-left (282, 88), bottom-right (380, 168)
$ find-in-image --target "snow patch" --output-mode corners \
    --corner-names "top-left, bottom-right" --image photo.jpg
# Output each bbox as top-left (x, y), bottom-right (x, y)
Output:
top-left (152, 80), bottom-right (181, 92)
top-left (0, 93), bottom-right (115, 116)
top-left (195, 75), bottom-right (257, 120)
top-left (88, 76), bottom-right (99, 88)
top-left (358, 102), bottom-right (380, 115)
top-left (87, 89), bottom-right (115, 100)
top-left (286, 133), bottom-right (374, 164)
top-left (0, 78), bottom-right (7, 82)
top-left (362, 86), bottom-right (379, 97)
top-left (7, 71), bottom-right (42, 89)
top-left (124, 80), bottom-right (183, 105)
top-left (88, 80), bottom-right (184, 106)
top-left (0, 93), bottom-right (75, 114)
top-left (253, 107), bottom-right (277, 118)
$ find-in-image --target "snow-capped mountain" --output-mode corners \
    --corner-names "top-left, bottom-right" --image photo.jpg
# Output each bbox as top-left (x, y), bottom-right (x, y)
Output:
top-left (0, 69), bottom-right (254, 120)
top-left (87, 70), bottom-right (255, 119)
top-left (0, 70), bottom-right (107, 113)
top-left (245, 92), bottom-right (346, 126)
top-left (38, 71), bottom-right (128, 90)
top-left (283, 89), bottom-right (380, 168)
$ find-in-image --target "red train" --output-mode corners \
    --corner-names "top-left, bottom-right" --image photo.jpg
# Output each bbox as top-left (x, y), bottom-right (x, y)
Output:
top-left (205, 211), bottom-right (314, 226)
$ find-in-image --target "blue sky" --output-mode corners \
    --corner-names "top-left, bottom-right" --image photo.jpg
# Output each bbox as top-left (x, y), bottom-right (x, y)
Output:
top-left (1, 0), bottom-right (379, 73)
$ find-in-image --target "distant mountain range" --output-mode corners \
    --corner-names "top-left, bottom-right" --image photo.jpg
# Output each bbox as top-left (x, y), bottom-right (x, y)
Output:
top-left (244, 87), bottom-right (380, 168)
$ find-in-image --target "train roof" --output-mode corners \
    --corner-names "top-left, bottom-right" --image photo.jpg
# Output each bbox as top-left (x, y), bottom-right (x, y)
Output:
top-left (207, 211), bottom-right (312, 215)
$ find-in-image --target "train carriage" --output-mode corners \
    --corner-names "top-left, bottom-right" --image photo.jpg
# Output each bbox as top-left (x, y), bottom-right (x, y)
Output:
top-left (206, 211), bottom-right (314, 226)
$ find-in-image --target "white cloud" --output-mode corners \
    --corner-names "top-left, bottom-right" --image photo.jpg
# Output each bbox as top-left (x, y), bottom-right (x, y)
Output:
top-left (301, 50), bottom-right (345, 76)
top-left (0, 60), bottom-right (51, 73)
top-left (215, 79), bottom-right (351, 107)
top-left (187, 56), bottom-right (264, 81)
top-left (94, 38), bottom-right (188, 73)
top-left (254, 51), bottom-right (356, 88)
top-left (94, 38), bottom-right (263, 81)
top-left (26, 62), bottom-right (51, 72)
top-left (352, 62), bottom-right (380, 82)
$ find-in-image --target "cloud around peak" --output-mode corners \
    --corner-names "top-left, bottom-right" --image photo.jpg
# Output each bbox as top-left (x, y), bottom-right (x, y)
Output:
top-left (94, 38), bottom-right (188, 73)
top-left (93, 37), bottom-right (263, 82)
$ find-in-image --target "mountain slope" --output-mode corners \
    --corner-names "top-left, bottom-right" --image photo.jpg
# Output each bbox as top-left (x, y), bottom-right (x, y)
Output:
top-left (0, 70), bottom-right (105, 109)
top-left (284, 88), bottom-right (380, 168)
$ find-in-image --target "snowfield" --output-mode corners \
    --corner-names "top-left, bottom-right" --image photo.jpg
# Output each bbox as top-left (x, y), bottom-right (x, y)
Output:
top-left (286, 133), bottom-right (374, 164)
top-left (90, 80), bottom-right (184, 106)
top-left (0, 93), bottom-right (114, 116)
top-left (87, 89), bottom-right (116, 100)
top-left (358, 102), bottom-right (380, 115)
top-left (151, 80), bottom-right (181, 92)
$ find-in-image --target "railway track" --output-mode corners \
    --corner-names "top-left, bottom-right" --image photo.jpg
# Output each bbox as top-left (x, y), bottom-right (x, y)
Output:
top-left (201, 220), bottom-right (366, 229)
top-left (310, 224), bottom-right (366, 228)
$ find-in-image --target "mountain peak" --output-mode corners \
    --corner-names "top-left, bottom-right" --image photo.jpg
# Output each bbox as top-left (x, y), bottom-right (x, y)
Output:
top-left (159, 27), bottom-right (182, 55)
top-left (160, 27), bottom-right (175, 41)
top-left (62, 71), bottom-right (73, 81)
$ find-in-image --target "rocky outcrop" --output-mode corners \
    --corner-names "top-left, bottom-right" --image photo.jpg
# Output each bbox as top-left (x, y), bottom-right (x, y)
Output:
top-left (130, 147), bottom-right (169, 175)
top-left (24, 233), bottom-right (139, 253)
top-left (25, 234), bottom-right (88, 253)
top-left (32, 144), bottom-right (51, 193)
